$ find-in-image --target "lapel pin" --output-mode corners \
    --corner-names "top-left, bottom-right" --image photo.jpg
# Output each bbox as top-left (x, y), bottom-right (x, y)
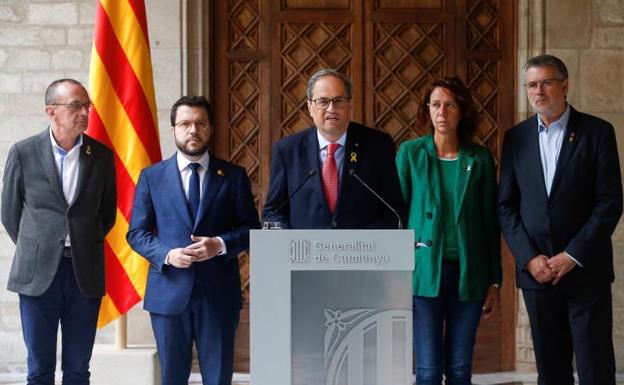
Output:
top-left (217, 169), bottom-right (224, 176)
top-left (568, 132), bottom-right (575, 142)
top-left (349, 152), bottom-right (357, 162)
top-left (355, 142), bottom-right (359, 147)
top-left (85, 145), bottom-right (91, 155)
top-left (466, 164), bottom-right (471, 172)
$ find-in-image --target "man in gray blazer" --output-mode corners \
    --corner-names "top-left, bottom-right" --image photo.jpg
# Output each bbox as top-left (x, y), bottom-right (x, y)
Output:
top-left (1, 79), bottom-right (116, 385)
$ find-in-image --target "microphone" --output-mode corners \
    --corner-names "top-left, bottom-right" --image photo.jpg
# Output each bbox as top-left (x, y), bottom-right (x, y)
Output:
top-left (349, 169), bottom-right (403, 229)
top-left (264, 169), bottom-right (317, 229)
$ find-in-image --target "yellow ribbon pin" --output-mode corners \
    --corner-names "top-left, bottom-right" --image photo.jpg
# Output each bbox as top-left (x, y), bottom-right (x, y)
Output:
top-left (85, 145), bottom-right (91, 155)
top-left (350, 152), bottom-right (357, 162)
top-left (217, 169), bottom-right (224, 176)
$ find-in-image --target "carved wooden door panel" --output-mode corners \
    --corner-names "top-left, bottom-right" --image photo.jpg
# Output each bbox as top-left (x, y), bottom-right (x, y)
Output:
top-left (212, 0), bottom-right (515, 372)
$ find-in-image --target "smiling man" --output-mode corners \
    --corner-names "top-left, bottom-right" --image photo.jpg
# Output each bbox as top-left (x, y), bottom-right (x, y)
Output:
top-left (263, 68), bottom-right (404, 229)
top-left (498, 55), bottom-right (622, 385)
top-left (127, 96), bottom-right (259, 385)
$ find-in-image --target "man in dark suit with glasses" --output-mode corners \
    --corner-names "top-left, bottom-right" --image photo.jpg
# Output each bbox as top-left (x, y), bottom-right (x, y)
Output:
top-left (498, 54), bottom-right (622, 385)
top-left (263, 68), bottom-right (404, 229)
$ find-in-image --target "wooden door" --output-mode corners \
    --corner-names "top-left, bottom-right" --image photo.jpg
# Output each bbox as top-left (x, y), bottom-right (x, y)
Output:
top-left (210, 0), bottom-right (516, 372)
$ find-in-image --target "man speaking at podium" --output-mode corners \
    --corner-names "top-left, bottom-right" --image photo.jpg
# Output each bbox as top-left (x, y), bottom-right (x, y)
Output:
top-left (263, 69), bottom-right (404, 229)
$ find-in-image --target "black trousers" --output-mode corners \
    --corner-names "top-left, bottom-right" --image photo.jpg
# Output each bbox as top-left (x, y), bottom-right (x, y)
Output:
top-left (522, 284), bottom-right (615, 385)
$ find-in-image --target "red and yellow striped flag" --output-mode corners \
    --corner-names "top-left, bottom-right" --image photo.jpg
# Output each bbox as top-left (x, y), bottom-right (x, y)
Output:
top-left (87, 0), bottom-right (162, 328)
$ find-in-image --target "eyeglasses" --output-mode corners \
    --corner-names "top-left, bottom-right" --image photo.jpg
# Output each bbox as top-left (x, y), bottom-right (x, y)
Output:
top-left (49, 101), bottom-right (93, 111)
top-left (524, 78), bottom-right (564, 91)
top-left (174, 120), bottom-right (210, 130)
top-left (428, 102), bottom-right (458, 112)
top-left (310, 97), bottom-right (351, 109)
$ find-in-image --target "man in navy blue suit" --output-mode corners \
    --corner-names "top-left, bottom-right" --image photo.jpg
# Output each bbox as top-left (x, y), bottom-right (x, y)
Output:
top-left (127, 96), bottom-right (259, 385)
top-left (498, 55), bottom-right (622, 385)
top-left (262, 68), bottom-right (404, 229)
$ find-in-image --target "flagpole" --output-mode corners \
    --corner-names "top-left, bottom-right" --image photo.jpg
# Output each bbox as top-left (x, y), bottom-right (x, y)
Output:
top-left (115, 314), bottom-right (128, 349)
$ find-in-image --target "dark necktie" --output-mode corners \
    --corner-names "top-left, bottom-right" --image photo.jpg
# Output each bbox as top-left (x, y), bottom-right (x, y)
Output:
top-left (188, 163), bottom-right (200, 220)
top-left (322, 143), bottom-right (339, 213)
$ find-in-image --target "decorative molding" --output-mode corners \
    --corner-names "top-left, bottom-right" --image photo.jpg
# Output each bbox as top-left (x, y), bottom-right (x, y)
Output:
top-left (516, 0), bottom-right (545, 120)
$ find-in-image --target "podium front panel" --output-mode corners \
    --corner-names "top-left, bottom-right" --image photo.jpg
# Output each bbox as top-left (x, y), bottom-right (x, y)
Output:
top-left (251, 230), bottom-right (414, 385)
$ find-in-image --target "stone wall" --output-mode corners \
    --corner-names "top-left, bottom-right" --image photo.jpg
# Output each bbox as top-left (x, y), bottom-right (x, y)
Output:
top-left (0, 0), bottom-right (181, 374)
top-left (516, 0), bottom-right (624, 371)
top-left (1, 0), bottom-right (624, 377)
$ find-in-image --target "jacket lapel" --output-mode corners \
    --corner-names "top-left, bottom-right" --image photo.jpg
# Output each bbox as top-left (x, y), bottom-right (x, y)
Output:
top-left (525, 118), bottom-right (549, 199)
top-left (549, 108), bottom-right (579, 199)
top-left (194, 156), bottom-right (226, 230)
top-left (335, 124), bottom-right (360, 215)
top-left (36, 129), bottom-right (66, 204)
top-left (304, 128), bottom-right (330, 213)
top-left (423, 136), bottom-right (442, 215)
top-left (454, 146), bottom-right (475, 224)
top-left (165, 155), bottom-right (194, 231)
top-left (71, 136), bottom-right (94, 207)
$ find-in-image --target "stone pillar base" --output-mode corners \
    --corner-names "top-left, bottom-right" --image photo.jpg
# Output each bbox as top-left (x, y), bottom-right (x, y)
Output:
top-left (90, 344), bottom-right (159, 385)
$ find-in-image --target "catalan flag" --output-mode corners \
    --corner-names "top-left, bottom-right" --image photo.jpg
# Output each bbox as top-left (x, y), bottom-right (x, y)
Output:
top-left (87, 0), bottom-right (161, 328)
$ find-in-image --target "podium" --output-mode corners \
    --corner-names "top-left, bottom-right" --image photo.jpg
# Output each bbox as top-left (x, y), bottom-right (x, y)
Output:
top-left (250, 229), bottom-right (414, 385)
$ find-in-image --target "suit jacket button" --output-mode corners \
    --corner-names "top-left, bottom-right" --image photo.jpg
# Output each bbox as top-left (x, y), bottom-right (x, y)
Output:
top-left (426, 212), bottom-right (433, 219)
top-left (426, 240), bottom-right (432, 247)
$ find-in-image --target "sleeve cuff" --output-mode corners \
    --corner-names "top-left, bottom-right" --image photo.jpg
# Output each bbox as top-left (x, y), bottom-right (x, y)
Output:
top-left (216, 237), bottom-right (227, 255)
top-left (564, 251), bottom-right (583, 267)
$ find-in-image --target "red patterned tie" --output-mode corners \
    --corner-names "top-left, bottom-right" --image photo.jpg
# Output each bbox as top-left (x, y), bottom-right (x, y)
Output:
top-left (322, 143), bottom-right (339, 213)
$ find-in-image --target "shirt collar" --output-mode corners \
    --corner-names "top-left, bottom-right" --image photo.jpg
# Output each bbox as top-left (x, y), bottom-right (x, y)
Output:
top-left (49, 127), bottom-right (83, 155)
top-left (317, 130), bottom-right (347, 149)
top-left (177, 150), bottom-right (210, 172)
top-left (537, 104), bottom-right (571, 133)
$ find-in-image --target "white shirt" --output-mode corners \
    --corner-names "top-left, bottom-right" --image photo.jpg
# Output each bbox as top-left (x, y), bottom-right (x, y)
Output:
top-left (176, 151), bottom-right (209, 201)
top-left (537, 104), bottom-right (570, 196)
top-left (317, 131), bottom-right (347, 181)
top-left (50, 128), bottom-right (83, 246)
top-left (165, 151), bottom-right (226, 264)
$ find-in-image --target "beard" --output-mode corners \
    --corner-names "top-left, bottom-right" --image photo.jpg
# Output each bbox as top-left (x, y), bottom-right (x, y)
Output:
top-left (175, 136), bottom-right (209, 157)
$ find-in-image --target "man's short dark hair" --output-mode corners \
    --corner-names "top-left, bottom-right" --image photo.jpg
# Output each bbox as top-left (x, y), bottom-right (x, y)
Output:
top-left (524, 54), bottom-right (569, 79)
top-left (306, 69), bottom-right (352, 100)
top-left (45, 79), bottom-right (85, 105)
top-left (170, 95), bottom-right (214, 126)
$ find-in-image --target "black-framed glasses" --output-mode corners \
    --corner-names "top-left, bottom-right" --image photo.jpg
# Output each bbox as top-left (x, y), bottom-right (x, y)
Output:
top-left (49, 101), bottom-right (93, 111)
top-left (524, 78), bottom-right (564, 91)
top-left (174, 120), bottom-right (210, 130)
top-left (310, 97), bottom-right (351, 109)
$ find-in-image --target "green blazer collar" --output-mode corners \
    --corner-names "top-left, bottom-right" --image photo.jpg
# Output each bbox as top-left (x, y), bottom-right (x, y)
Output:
top-left (454, 146), bottom-right (475, 224)
top-left (423, 136), bottom-right (441, 214)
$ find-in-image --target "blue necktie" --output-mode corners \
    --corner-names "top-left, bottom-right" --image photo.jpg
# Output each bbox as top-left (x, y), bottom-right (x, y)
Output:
top-left (188, 163), bottom-right (200, 220)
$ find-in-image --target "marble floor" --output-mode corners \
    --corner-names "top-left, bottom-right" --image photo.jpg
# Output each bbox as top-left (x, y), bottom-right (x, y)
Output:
top-left (2, 372), bottom-right (624, 384)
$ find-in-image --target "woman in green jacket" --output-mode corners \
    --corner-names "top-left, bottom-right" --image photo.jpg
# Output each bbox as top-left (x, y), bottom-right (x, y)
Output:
top-left (396, 77), bottom-right (501, 385)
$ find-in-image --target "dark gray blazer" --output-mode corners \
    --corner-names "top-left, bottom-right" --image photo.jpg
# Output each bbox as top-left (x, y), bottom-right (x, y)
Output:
top-left (1, 128), bottom-right (116, 297)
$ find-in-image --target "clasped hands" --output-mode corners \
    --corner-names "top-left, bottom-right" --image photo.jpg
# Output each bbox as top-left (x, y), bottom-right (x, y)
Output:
top-left (167, 235), bottom-right (223, 268)
top-left (527, 253), bottom-right (576, 285)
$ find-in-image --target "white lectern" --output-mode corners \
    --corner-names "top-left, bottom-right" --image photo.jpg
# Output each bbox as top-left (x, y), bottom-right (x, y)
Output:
top-left (250, 229), bottom-right (414, 385)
